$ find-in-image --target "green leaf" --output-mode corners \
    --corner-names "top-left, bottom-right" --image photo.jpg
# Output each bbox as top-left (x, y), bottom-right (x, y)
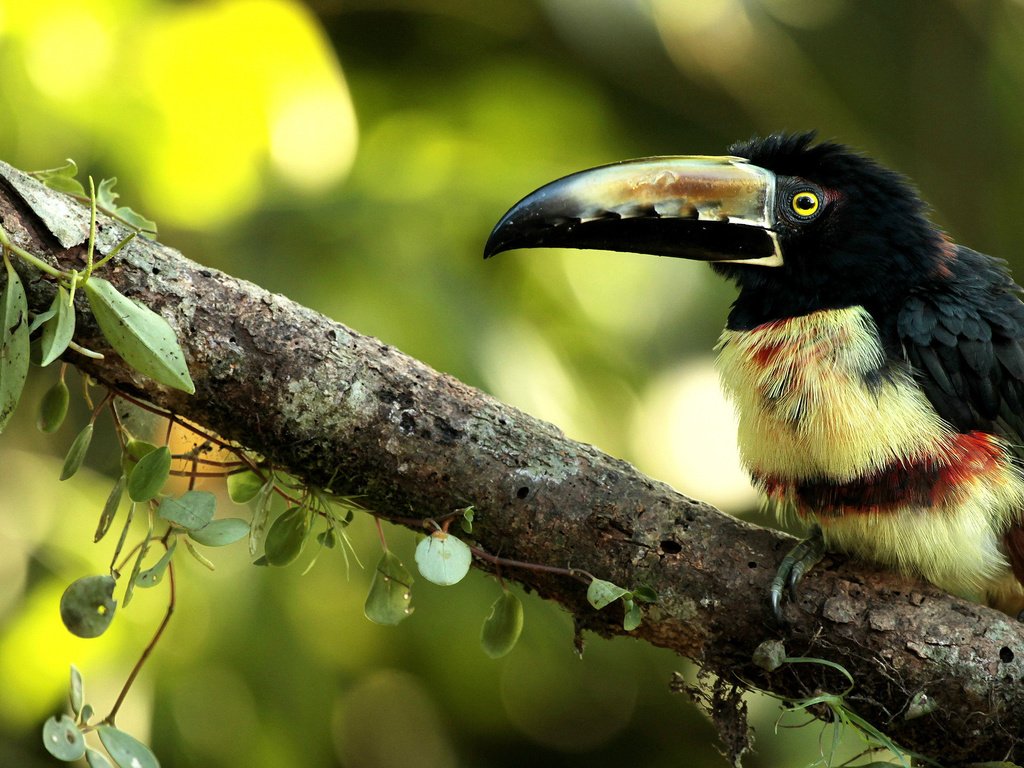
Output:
top-left (37, 378), bottom-right (70, 433)
top-left (184, 537), bottom-right (215, 570)
top-left (97, 725), bottom-right (159, 768)
top-left (0, 252), bottom-right (30, 433)
top-left (59, 574), bottom-right (117, 638)
top-left (414, 532), bottom-right (473, 586)
top-left (60, 423), bottom-right (94, 480)
top-left (622, 598), bottom-right (642, 631)
top-left (122, 523), bottom-right (153, 608)
top-left (263, 505), bottom-right (310, 566)
top-left (29, 306), bottom-right (56, 334)
top-left (364, 550), bottom-right (414, 625)
top-left (460, 505), bottom-right (474, 534)
top-left (481, 590), bottom-right (524, 658)
top-left (39, 286), bottom-right (76, 366)
top-left (79, 703), bottom-right (94, 725)
top-left (96, 177), bottom-right (120, 211)
top-left (85, 748), bottom-right (115, 768)
top-left (121, 438), bottom-right (158, 477)
top-left (95, 475), bottom-right (126, 543)
top-left (135, 539), bottom-right (177, 588)
top-left (317, 527), bottom-right (337, 549)
top-left (631, 585), bottom-right (658, 603)
top-left (249, 477), bottom-right (275, 558)
top-left (127, 445), bottom-right (171, 502)
top-left (96, 177), bottom-right (158, 235)
top-left (586, 578), bottom-right (629, 610)
top-left (69, 665), bottom-right (84, 716)
top-left (189, 517), bottom-right (250, 547)
top-left (158, 490), bottom-right (216, 530)
top-left (109, 501), bottom-right (135, 574)
top-left (227, 469), bottom-right (264, 503)
top-left (42, 714), bottom-right (86, 761)
top-left (83, 276), bottom-right (194, 393)
top-left (32, 159), bottom-right (86, 196)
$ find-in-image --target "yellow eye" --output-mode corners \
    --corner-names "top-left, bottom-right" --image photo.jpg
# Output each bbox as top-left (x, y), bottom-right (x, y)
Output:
top-left (791, 191), bottom-right (820, 218)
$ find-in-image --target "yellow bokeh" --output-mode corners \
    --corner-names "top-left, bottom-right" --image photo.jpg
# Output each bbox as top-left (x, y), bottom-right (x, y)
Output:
top-left (1, 0), bottom-right (358, 228)
top-left (130, 0), bottom-right (358, 225)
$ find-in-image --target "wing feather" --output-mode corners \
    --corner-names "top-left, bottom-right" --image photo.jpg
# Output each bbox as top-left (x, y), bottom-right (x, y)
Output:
top-left (897, 246), bottom-right (1024, 448)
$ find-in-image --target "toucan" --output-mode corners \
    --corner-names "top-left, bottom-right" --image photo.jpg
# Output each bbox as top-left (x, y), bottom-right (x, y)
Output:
top-left (484, 132), bottom-right (1024, 619)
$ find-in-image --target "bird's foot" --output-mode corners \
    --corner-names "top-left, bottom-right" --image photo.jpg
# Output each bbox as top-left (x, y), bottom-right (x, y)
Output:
top-left (770, 525), bottom-right (825, 622)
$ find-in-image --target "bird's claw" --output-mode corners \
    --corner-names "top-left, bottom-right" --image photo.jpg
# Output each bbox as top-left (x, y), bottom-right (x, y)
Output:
top-left (770, 525), bottom-right (825, 622)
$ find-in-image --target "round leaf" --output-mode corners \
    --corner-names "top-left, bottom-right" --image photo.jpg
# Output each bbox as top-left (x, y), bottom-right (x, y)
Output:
top-left (586, 578), bottom-right (629, 610)
top-left (415, 532), bottom-right (472, 586)
top-left (364, 550), bottom-right (414, 625)
top-left (60, 574), bottom-right (117, 638)
top-left (189, 517), bottom-right (250, 547)
top-left (121, 438), bottom-right (158, 477)
top-left (97, 725), bottom-right (159, 768)
top-left (42, 714), bottom-right (86, 761)
top-left (127, 445), bottom-right (171, 502)
top-left (227, 469), bottom-right (264, 503)
top-left (481, 590), bottom-right (524, 659)
top-left (60, 423), bottom-right (93, 480)
top-left (37, 378), bottom-right (69, 433)
top-left (264, 506), bottom-right (310, 566)
top-left (158, 490), bottom-right (216, 530)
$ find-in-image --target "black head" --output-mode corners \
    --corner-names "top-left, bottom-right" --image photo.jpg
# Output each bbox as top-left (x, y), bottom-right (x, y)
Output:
top-left (717, 132), bottom-right (943, 328)
top-left (484, 133), bottom-right (946, 329)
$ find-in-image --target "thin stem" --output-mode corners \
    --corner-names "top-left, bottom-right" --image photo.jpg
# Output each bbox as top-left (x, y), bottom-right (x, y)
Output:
top-left (113, 389), bottom-right (239, 451)
top-left (92, 231), bottom-right (137, 272)
top-left (104, 558), bottom-right (176, 726)
top-left (66, 339), bottom-right (103, 359)
top-left (374, 516), bottom-right (388, 550)
top-left (0, 230), bottom-right (63, 278)
top-left (86, 177), bottom-right (96, 275)
top-left (468, 545), bottom-right (590, 584)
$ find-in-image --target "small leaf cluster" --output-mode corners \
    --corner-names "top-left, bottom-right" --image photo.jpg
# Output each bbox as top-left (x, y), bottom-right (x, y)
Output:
top-left (33, 160), bottom-right (157, 234)
top-left (0, 162), bottom-right (192, 439)
top-left (587, 579), bottom-right (658, 631)
top-left (60, 436), bottom-right (253, 643)
top-left (247, 476), bottom-right (363, 572)
top-left (361, 507), bottom-right (525, 658)
top-left (42, 666), bottom-right (158, 767)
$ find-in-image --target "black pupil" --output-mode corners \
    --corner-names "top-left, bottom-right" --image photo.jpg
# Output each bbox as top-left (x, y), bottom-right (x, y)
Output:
top-left (795, 194), bottom-right (815, 211)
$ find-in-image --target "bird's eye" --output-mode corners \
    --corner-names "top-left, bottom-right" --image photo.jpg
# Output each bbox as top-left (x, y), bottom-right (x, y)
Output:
top-left (790, 191), bottom-right (820, 218)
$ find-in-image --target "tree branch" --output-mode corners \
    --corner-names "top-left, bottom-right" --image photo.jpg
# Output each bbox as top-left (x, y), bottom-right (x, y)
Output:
top-left (2, 161), bottom-right (1021, 764)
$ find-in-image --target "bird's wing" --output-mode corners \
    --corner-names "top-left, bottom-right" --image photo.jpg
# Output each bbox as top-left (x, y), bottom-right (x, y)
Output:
top-left (897, 247), bottom-right (1024, 453)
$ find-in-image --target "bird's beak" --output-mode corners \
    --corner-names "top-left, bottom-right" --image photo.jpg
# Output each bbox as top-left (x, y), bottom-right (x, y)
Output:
top-left (483, 156), bottom-right (783, 267)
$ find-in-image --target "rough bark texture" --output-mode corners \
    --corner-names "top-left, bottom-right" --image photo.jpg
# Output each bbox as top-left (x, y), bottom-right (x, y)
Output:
top-left (2, 162), bottom-right (1022, 765)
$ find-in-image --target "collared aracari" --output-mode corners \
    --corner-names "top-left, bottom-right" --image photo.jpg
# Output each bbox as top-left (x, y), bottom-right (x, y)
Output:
top-left (484, 132), bottom-right (1024, 618)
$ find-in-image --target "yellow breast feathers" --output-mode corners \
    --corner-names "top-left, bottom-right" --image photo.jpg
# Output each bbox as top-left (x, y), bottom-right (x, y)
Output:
top-left (715, 305), bottom-right (1024, 605)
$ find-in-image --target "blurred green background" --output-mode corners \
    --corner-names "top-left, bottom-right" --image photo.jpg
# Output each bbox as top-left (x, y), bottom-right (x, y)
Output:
top-left (2, 1), bottom-right (1022, 765)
